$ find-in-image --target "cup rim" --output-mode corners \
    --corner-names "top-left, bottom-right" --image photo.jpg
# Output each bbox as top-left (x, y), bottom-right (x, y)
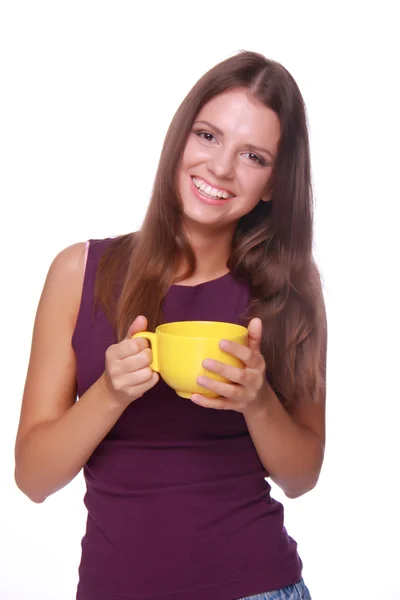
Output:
top-left (155, 320), bottom-right (248, 340)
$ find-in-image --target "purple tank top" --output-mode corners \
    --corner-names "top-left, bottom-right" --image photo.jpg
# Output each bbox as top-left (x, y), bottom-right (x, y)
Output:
top-left (72, 239), bottom-right (302, 600)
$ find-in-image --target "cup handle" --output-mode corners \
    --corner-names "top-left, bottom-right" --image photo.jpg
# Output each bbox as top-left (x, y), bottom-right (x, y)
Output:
top-left (131, 332), bottom-right (159, 373)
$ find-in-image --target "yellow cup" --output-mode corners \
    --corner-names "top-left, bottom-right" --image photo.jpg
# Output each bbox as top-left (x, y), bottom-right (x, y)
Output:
top-left (132, 321), bottom-right (248, 398)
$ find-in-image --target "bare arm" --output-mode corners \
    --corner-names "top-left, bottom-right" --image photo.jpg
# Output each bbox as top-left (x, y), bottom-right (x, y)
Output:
top-left (15, 243), bottom-right (157, 503)
top-left (244, 386), bottom-right (325, 498)
top-left (193, 316), bottom-right (327, 499)
top-left (244, 331), bottom-right (327, 499)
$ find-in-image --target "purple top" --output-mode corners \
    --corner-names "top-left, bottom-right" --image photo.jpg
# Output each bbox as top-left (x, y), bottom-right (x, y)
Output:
top-left (72, 238), bottom-right (302, 600)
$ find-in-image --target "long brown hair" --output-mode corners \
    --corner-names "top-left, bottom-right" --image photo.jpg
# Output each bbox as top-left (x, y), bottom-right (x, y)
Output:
top-left (95, 50), bottom-right (327, 406)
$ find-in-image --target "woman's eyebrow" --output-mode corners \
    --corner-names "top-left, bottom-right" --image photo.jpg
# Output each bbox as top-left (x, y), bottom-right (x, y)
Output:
top-left (244, 143), bottom-right (275, 160)
top-left (194, 119), bottom-right (224, 136)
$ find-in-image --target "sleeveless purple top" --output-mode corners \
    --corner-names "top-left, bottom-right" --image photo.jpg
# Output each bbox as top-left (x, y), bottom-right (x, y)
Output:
top-left (72, 238), bottom-right (302, 600)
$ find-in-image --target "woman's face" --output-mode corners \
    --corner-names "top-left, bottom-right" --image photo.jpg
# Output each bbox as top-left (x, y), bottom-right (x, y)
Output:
top-left (176, 88), bottom-right (281, 233)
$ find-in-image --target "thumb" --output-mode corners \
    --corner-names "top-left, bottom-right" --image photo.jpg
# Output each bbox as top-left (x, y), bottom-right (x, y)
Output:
top-left (126, 315), bottom-right (148, 339)
top-left (247, 317), bottom-right (263, 353)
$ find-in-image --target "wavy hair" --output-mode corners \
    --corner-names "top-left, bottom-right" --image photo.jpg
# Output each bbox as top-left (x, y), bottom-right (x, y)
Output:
top-left (95, 51), bottom-right (327, 406)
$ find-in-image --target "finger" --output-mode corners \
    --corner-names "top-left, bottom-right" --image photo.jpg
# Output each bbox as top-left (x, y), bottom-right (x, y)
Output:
top-left (219, 339), bottom-right (262, 369)
top-left (133, 371), bottom-right (159, 395)
top-left (123, 348), bottom-right (152, 372)
top-left (127, 366), bottom-right (154, 386)
top-left (115, 337), bottom-right (149, 360)
top-left (196, 374), bottom-right (239, 399)
top-left (201, 359), bottom-right (247, 385)
top-left (247, 317), bottom-right (263, 354)
top-left (126, 315), bottom-right (148, 338)
top-left (191, 393), bottom-right (235, 410)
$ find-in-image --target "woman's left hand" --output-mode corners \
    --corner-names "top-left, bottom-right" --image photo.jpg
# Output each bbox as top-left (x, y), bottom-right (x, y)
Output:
top-left (191, 318), bottom-right (269, 415)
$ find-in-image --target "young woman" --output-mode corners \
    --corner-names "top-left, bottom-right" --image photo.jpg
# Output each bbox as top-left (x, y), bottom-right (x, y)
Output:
top-left (15, 51), bottom-right (326, 600)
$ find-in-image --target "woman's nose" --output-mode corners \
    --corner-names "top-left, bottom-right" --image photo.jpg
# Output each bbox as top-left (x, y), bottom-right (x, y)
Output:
top-left (206, 149), bottom-right (234, 180)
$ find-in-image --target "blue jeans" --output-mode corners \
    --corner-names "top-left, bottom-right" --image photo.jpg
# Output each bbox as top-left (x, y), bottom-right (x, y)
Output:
top-left (238, 578), bottom-right (311, 600)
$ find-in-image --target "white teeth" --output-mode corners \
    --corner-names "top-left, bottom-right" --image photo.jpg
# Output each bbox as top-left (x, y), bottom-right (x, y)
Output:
top-left (192, 177), bottom-right (233, 199)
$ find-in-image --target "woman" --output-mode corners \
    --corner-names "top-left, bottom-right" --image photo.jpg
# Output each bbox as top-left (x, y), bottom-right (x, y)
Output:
top-left (15, 51), bottom-right (326, 600)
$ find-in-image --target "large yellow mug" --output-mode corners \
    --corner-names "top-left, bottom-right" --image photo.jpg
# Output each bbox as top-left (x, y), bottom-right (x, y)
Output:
top-left (132, 321), bottom-right (248, 398)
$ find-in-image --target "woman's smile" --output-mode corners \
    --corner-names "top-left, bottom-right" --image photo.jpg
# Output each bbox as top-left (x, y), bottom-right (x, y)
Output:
top-left (190, 175), bottom-right (235, 206)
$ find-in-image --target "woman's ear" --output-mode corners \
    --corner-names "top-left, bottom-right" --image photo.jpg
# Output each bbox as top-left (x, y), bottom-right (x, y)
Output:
top-left (261, 182), bottom-right (273, 203)
top-left (261, 193), bottom-right (272, 203)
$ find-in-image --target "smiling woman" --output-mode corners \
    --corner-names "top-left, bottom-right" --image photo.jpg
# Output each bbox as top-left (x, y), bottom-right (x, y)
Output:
top-left (15, 50), bottom-right (325, 600)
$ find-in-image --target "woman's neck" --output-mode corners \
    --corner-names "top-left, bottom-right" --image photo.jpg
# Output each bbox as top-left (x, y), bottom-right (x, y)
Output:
top-left (176, 224), bottom-right (234, 285)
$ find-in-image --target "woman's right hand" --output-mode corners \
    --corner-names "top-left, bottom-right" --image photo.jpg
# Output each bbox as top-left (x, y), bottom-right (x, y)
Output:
top-left (103, 315), bottom-right (159, 406)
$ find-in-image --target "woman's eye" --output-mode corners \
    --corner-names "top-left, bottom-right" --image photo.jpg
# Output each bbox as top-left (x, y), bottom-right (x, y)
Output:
top-left (196, 131), bottom-right (215, 142)
top-left (244, 152), bottom-right (266, 166)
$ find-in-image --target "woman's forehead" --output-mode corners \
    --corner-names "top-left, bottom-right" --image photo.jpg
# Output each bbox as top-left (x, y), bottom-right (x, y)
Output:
top-left (195, 89), bottom-right (281, 151)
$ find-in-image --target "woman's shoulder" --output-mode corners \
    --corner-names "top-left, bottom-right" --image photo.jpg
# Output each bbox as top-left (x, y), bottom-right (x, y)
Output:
top-left (87, 233), bottom-right (136, 258)
top-left (47, 235), bottom-right (128, 286)
top-left (48, 242), bottom-right (87, 281)
top-left (50, 234), bottom-right (134, 272)
top-left (42, 243), bottom-right (88, 320)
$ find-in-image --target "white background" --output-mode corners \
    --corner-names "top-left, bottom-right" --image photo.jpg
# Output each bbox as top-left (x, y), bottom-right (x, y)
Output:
top-left (1, 1), bottom-right (399, 599)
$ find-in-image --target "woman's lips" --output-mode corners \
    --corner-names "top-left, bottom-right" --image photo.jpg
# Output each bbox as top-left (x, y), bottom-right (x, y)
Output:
top-left (190, 176), bottom-right (235, 206)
